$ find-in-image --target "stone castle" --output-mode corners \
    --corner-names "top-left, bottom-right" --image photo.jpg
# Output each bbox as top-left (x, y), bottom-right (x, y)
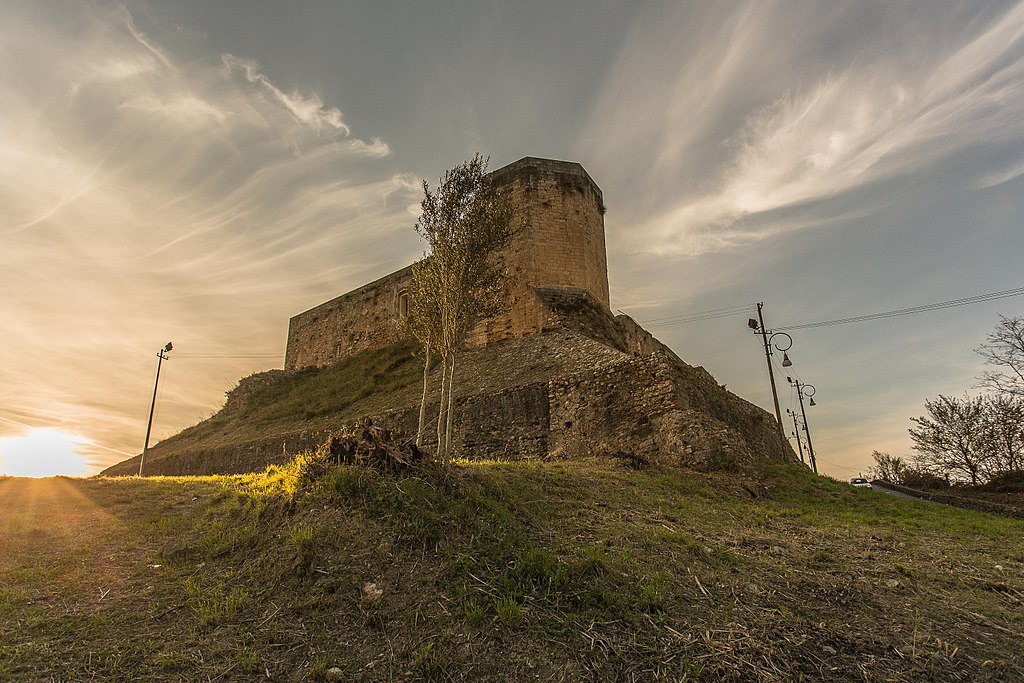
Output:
top-left (103, 157), bottom-right (795, 476)
top-left (284, 157), bottom-right (612, 369)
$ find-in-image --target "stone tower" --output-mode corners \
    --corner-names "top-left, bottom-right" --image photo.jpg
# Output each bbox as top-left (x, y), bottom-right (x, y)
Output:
top-left (466, 157), bottom-right (609, 345)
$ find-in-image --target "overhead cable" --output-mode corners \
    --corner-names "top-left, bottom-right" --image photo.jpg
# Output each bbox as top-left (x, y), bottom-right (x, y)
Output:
top-left (642, 303), bottom-right (756, 328)
top-left (775, 286), bottom-right (1024, 331)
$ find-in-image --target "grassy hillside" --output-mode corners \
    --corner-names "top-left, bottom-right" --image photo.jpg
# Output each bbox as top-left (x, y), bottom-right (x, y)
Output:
top-left (103, 342), bottom-right (426, 475)
top-left (3, 457), bottom-right (1022, 681)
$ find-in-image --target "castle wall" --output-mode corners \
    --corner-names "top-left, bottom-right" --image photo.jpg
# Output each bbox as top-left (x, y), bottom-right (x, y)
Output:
top-left (284, 266), bottom-right (413, 370)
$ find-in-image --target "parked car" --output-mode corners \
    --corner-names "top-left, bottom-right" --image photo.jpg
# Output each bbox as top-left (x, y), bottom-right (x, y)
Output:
top-left (850, 477), bottom-right (872, 488)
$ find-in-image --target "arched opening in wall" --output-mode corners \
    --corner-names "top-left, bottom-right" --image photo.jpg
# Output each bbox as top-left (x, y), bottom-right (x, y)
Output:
top-left (397, 291), bottom-right (410, 319)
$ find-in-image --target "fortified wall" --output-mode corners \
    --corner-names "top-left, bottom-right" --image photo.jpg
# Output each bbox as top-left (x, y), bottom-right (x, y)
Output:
top-left (284, 157), bottom-right (609, 370)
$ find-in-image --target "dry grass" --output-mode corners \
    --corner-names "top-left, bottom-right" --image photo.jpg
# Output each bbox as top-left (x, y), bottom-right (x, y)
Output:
top-left (1, 457), bottom-right (1021, 681)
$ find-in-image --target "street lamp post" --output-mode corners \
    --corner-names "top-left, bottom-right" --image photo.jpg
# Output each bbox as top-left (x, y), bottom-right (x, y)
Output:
top-left (787, 408), bottom-right (806, 466)
top-left (139, 342), bottom-right (172, 477)
top-left (788, 377), bottom-right (817, 474)
top-left (748, 303), bottom-right (793, 438)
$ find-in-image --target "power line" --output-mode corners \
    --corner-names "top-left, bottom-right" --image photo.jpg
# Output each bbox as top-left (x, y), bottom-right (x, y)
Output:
top-left (646, 310), bottom-right (752, 328)
top-left (642, 304), bottom-right (756, 329)
top-left (173, 354), bottom-right (282, 359)
top-left (640, 302), bottom-right (755, 324)
top-left (776, 286), bottom-right (1024, 331)
top-left (632, 284), bottom-right (1024, 332)
top-left (815, 457), bottom-right (864, 475)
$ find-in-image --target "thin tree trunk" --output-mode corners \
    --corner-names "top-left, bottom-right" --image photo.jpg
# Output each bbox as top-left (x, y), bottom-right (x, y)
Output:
top-left (445, 351), bottom-right (456, 457)
top-left (436, 351), bottom-right (450, 460)
top-left (416, 344), bottom-right (431, 448)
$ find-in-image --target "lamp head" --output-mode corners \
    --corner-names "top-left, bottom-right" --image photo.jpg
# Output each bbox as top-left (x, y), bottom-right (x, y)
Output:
top-left (747, 318), bottom-right (759, 330)
top-left (781, 352), bottom-right (792, 367)
top-left (164, 342), bottom-right (173, 352)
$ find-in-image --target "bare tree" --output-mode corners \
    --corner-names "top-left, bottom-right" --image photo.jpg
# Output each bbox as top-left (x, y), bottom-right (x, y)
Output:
top-left (409, 154), bottom-right (515, 459)
top-left (401, 260), bottom-right (443, 448)
top-left (980, 394), bottom-right (1024, 473)
top-left (909, 394), bottom-right (991, 485)
top-left (869, 450), bottom-right (906, 483)
top-left (977, 315), bottom-right (1024, 399)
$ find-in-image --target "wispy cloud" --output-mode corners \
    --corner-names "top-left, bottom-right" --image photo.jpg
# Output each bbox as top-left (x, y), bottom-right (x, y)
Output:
top-left (118, 94), bottom-right (227, 125)
top-left (223, 55), bottom-right (351, 134)
top-left (0, 3), bottom-right (420, 471)
top-left (582, 1), bottom-right (1024, 256)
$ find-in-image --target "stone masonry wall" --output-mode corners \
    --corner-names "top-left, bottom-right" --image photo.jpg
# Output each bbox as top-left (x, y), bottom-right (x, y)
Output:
top-left (284, 266), bottom-right (414, 370)
top-left (370, 383), bottom-right (552, 461)
top-left (547, 353), bottom-right (791, 471)
top-left (501, 158), bottom-right (609, 309)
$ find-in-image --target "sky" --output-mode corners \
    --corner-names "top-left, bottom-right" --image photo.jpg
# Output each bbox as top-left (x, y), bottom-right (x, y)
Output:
top-left (2, 0), bottom-right (1023, 479)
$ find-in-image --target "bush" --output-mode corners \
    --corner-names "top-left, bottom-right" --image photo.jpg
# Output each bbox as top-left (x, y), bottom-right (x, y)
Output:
top-left (900, 469), bottom-right (950, 490)
top-left (869, 451), bottom-right (905, 483)
top-left (981, 469), bottom-right (1024, 492)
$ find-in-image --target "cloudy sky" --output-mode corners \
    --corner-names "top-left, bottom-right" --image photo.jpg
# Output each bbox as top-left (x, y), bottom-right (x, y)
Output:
top-left (3, 0), bottom-right (1023, 478)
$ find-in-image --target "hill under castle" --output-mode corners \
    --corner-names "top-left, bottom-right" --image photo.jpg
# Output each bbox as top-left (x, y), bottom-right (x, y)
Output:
top-left (103, 157), bottom-right (795, 476)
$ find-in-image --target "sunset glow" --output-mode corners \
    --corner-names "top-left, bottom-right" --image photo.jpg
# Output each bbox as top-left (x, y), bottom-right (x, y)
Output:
top-left (0, 428), bottom-right (94, 478)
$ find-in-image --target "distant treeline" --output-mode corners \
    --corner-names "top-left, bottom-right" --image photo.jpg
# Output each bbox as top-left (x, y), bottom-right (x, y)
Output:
top-left (872, 315), bottom-right (1024, 487)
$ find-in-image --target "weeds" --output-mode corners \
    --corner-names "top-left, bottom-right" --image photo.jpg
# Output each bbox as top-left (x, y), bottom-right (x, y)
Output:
top-left (412, 642), bottom-right (449, 680)
top-left (183, 577), bottom-right (248, 626)
top-left (463, 600), bottom-right (487, 626)
top-left (326, 465), bottom-right (367, 500)
top-left (286, 523), bottom-right (316, 551)
top-left (638, 577), bottom-right (666, 613)
top-left (494, 595), bottom-right (525, 627)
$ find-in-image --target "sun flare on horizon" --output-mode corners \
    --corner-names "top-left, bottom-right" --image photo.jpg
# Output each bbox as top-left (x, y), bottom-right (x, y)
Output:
top-left (0, 428), bottom-right (96, 478)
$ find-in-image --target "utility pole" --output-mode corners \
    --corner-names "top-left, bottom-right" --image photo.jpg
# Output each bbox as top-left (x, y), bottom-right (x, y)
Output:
top-left (139, 342), bottom-right (172, 477)
top-left (749, 303), bottom-right (791, 439)
top-left (788, 408), bottom-right (806, 466)
top-left (789, 377), bottom-right (817, 475)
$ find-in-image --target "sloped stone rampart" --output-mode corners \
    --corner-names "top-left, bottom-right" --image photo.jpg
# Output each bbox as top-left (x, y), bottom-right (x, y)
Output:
top-left (109, 430), bottom-right (329, 477)
top-left (357, 329), bottom-right (793, 469)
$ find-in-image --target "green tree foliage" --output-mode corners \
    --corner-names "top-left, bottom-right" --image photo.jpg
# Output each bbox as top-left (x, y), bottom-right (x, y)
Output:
top-left (406, 154), bottom-right (516, 458)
